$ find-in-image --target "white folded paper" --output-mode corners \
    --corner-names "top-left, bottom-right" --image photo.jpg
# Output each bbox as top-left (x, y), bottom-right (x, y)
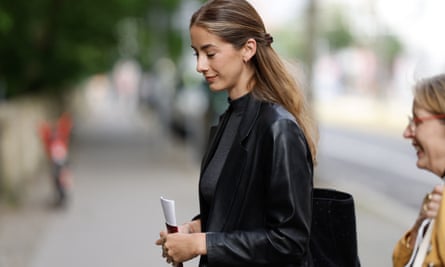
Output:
top-left (160, 196), bottom-right (177, 226)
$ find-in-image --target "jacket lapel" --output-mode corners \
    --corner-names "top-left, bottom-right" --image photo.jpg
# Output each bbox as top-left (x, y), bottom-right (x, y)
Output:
top-left (207, 95), bottom-right (263, 231)
top-left (238, 94), bottom-right (262, 144)
top-left (201, 111), bottom-right (230, 173)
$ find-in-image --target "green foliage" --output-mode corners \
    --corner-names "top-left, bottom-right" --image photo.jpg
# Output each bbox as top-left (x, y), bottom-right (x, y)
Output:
top-left (275, 30), bottom-right (306, 62)
top-left (0, 0), bottom-right (182, 99)
top-left (320, 7), bottom-right (354, 51)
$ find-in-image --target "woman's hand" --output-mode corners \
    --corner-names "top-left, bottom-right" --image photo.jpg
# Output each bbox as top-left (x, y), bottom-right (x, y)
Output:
top-left (155, 220), bottom-right (205, 265)
top-left (156, 231), bottom-right (206, 265)
top-left (178, 220), bottom-right (201, 234)
top-left (406, 184), bottom-right (443, 248)
top-left (419, 184), bottom-right (443, 220)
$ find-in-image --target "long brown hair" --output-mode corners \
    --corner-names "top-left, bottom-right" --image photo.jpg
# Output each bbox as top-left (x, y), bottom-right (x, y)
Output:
top-left (190, 0), bottom-right (318, 161)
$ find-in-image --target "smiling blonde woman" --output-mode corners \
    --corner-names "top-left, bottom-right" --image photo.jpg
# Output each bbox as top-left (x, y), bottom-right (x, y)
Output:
top-left (393, 73), bottom-right (445, 267)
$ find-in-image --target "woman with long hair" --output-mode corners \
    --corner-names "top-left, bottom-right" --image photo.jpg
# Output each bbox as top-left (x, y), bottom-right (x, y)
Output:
top-left (156, 1), bottom-right (317, 266)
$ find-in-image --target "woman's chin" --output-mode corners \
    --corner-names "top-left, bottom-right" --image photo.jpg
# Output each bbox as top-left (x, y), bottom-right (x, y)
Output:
top-left (416, 157), bottom-right (425, 167)
top-left (416, 159), bottom-right (429, 172)
top-left (209, 85), bottom-right (224, 92)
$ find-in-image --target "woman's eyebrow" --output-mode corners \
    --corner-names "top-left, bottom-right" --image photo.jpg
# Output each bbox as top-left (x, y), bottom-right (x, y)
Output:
top-left (191, 44), bottom-right (216, 50)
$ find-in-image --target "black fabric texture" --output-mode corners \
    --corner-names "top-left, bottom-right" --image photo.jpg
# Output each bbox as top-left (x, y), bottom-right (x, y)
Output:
top-left (310, 188), bottom-right (361, 267)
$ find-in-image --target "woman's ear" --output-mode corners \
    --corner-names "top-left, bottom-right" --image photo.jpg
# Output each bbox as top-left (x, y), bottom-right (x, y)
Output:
top-left (242, 38), bottom-right (257, 62)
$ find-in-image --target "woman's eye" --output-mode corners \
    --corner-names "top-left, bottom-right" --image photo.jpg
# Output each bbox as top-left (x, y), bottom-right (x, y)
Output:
top-left (207, 53), bottom-right (215, 57)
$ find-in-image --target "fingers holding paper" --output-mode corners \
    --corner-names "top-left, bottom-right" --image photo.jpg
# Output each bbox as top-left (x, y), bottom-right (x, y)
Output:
top-left (157, 231), bottom-right (207, 264)
top-left (155, 230), bottom-right (167, 249)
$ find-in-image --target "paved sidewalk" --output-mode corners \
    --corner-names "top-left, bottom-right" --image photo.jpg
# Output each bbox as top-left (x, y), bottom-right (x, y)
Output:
top-left (0, 174), bottom-right (56, 267)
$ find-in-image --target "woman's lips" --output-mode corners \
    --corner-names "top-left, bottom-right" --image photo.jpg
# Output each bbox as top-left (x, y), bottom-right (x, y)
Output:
top-left (205, 75), bottom-right (216, 83)
top-left (413, 143), bottom-right (423, 157)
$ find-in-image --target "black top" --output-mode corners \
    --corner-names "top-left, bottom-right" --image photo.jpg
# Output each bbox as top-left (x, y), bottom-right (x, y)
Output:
top-left (200, 93), bottom-right (249, 205)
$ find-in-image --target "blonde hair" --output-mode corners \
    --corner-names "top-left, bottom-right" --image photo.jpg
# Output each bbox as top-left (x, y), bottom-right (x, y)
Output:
top-left (190, 0), bottom-right (318, 161)
top-left (414, 73), bottom-right (445, 115)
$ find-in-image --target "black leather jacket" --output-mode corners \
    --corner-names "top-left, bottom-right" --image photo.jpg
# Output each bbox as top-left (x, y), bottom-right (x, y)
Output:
top-left (198, 94), bottom-right (314, 267)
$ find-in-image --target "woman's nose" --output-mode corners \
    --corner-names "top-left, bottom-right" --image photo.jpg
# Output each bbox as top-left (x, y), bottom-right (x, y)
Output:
top-left (403, 124), bottom-right (414, 139)
top-left (196, 57), bottom-right (208, 73)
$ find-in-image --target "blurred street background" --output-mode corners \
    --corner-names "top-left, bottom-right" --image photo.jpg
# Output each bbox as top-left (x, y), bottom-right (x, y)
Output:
top-left (0, 0), bottom-right (444, 266)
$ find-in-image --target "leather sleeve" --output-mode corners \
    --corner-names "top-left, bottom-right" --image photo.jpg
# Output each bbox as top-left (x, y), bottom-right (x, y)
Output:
top-left (206, 119), bottom-right (313, 266)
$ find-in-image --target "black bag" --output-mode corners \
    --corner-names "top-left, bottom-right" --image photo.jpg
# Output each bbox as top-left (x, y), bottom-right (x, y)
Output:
top-left (310, 188), bottom-right (361, 267)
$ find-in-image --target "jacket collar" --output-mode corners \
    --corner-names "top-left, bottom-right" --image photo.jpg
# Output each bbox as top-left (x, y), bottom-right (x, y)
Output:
top-left (201, 93), bottom-right (262, 172)
top-left (238, 93), bottom-right (261, 144)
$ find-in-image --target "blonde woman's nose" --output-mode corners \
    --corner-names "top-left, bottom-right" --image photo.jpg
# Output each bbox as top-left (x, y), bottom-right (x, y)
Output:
top-left (403, 123), bottom-right (414, 139)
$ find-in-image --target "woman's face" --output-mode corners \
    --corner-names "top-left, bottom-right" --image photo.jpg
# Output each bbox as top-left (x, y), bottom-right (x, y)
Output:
top-left (403, 105), bottom-right (445, 176)
top-left (190, 26), bottom-right (252, 99)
